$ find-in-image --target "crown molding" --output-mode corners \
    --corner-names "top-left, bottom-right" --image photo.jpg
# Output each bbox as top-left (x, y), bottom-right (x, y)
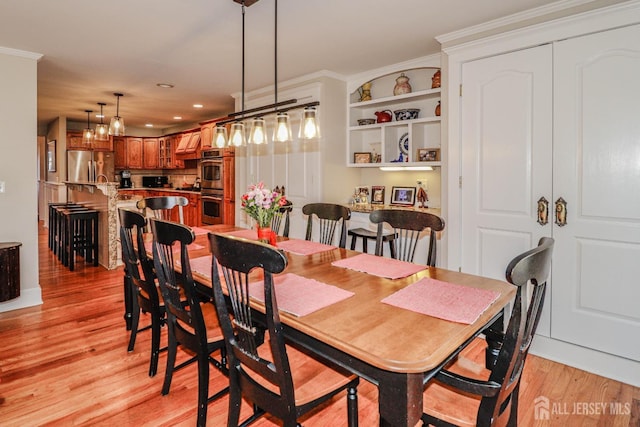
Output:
top-left (0, 46), bottom-right (43, 61)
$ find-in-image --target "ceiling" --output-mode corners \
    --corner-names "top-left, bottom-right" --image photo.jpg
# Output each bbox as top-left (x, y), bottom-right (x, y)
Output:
top-left (1, 0), bottom-right (567, 132)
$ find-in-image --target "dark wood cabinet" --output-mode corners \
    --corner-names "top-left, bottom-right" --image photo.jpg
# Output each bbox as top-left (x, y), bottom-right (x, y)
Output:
top-left (0, 242), bottom-right (21, 302)
top-left (67, 131), bottom-right (113, 151)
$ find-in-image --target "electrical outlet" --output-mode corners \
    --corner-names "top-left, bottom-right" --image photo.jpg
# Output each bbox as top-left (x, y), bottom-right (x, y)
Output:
top-left (0, 181), bottom-right (5, 193)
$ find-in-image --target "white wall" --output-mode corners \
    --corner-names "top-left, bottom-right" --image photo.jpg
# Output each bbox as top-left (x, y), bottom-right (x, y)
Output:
top-left (0, 47), bottom-right (43, 312)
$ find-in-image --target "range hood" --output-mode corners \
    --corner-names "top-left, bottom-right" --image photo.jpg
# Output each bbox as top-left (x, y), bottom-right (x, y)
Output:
top-left (175, 131), bottom-right (201, 159)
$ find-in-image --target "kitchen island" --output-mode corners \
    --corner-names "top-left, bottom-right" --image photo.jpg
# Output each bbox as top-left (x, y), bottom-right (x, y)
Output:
top-left (66, 181), bottom-right (120, 270)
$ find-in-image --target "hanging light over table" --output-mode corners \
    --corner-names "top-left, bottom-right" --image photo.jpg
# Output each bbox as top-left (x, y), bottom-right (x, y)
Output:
top-left (249, 117), bottom-right (267, 145)
top-left (299, 106), bottom-right (320, 140)
top-left (213, 125), bottom-right (228, 148)
top-left (95, 102), bottom-right (109, 141)
top-left (272, 0), bottom-right (292, 143)
top-left (83, 110), bottom-right (95, 145)
top-left (109, 93), bottom-right (125, 136)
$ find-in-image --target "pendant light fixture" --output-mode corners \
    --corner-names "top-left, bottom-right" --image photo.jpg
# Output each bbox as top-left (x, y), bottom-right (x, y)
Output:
top-left (229, 1), bottom-right (248, 147)
top-left (299, 106), bottom-right (320, 140)
top-left (272, 0), bottom-right (292, 143)
top-left (249, 117), bottom-right (267, 145)
top-left (108, 92), bottom-right (125, 136)
top-left (95, 102), bottom-right (109, 141)
top-left (213, 125), bottom-right (228, 148)
top-left (82, 110), bottom-right (95, 145)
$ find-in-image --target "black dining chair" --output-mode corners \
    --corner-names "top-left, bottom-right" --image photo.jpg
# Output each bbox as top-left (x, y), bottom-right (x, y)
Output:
top-left (421, 237), bottom-right (554, 427)
top-left (149, 218), bottom-right (228, 426)
top-left (137, 196), bottom-right (188, 224)
top-left (370, 209), bottom-right (445, 266)
top-left (271, 200), bottom-right (293, 237)
top-left (208, 232), bottom-right (360, 427)
top-left (302, 202), bottom-right (351, 248)
top-left (119, 208), bottom-right (166, 377)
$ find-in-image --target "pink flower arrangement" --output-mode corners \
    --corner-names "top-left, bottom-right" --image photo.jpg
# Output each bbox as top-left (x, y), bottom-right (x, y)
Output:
top-left (241, 182), bottom-right (287, 228)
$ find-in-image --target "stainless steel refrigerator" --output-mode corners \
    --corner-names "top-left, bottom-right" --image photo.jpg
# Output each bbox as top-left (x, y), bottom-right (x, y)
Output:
top-left (67, 150), bottom-right (115, 183)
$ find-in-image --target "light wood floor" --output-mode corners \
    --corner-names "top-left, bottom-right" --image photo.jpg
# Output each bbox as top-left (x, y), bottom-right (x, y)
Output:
top-left (0, 222), bottom-right (638, 426)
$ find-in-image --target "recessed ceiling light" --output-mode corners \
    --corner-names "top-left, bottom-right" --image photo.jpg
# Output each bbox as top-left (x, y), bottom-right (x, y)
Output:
top-left (156, 83), bottom-right (174, 88)
top-left (193, 104), bottom-right (203, 108)
top-left (145, 123), bottom-right (154, 127)
top-left (173, 116), bottom-right (182, 120)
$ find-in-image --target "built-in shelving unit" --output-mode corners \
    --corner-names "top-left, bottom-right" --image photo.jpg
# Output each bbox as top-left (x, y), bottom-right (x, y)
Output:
top-left (347, 67), bottom-right (441, 167)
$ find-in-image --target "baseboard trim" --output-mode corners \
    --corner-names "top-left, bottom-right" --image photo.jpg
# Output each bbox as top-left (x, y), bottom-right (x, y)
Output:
top-left (531, 334), bottom-right (640, 387)
top-left (0, 287), bottom-right (43, 313)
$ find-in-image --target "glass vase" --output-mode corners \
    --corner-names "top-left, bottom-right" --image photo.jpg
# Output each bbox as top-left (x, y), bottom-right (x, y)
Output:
top-left (257, 226), bottom-right (277, 246)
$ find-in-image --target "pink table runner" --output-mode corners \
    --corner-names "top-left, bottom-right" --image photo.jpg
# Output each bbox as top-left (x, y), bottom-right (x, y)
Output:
top-left (249, 273), bottom-right (354, 317)
top-left (331, 253), bottom-right (425, 279)
top-left (187, 255), bottom-right (213, 278)
top-left (381, 277), bottom-right (501, 324)
top-left (276, 239), bottom-right (335, 256)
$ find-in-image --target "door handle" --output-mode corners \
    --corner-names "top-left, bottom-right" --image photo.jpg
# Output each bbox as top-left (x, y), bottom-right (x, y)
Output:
top-left (555, 197), bottom-right (567, 227)
top-left (537, 197), bottom-right (549, 226)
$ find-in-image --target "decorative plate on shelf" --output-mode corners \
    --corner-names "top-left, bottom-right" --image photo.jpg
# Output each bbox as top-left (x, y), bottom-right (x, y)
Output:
top-left (398, 133), bottom-right (409, 155)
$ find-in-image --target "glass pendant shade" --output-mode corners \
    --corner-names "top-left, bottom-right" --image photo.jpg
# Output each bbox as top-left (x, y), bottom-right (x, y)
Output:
top-left (229, 122), bottom-right (246, 147)
top-left (273, 112), bottom-right (292, 142)
top-left (213, 125), bottom-right (228, 148)
top-left (249, 117), bottom-right (267, 145)
top-left (83, 128), bottom-right (95, 145)
top-left (95, 102), bottom-right (109, 141)
top-left (299, 106), bottom-right (320, 139)
top-left (83, 110), bottom-right (94, 145)
top-left (108, 93), bottom-right (125, 136)
top-left (95, 123), bottom-right (109, 141)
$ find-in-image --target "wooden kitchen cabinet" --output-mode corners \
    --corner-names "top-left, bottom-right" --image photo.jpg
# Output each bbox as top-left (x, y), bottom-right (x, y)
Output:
top-left (142, 138), bottom-right (159, 169)
top-left (126, 137), bottom-right (143, 169)
top-left (183, 193), bottom-right (201, 226)
top-left (67, 131), bottom-right (113, 151)
top-left (223, 149), bottom-right (235, 225)
top-left (113, 137), bottom-right (127, 168)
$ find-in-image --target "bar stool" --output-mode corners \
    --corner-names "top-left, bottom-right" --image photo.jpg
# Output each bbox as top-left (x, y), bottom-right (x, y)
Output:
top-left (54, 204), bottom-right (89, 259)
top-left (49, 203), bottom-right (83, 255)
top-left (347, 227), bottom-right (396, 256)
top-left (60, 208), bottom-right (99, 271)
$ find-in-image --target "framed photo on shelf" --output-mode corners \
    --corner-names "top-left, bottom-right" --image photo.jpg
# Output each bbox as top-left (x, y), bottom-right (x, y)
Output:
top-left (354, 186), bottom-right (370, 204)
top-left (354, 152), bottom-right (372, 164)
top-left (390, 186), bottom-right (416, 206)
top-left (417, 148), bottom-right (440, 162)
top-left (371, 186), bottom-right (385, 205)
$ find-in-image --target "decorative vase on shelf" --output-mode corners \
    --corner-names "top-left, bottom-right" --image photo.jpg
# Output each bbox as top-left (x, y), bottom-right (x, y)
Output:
top-left (435, 101), bottom-right (441, 117)
top-left (393, 73), bottom-right (412, 95)
top-left (358, 82), bottom-right (372, 102)
top-left (257, 226), bottom-right (277, 246)
top-left (431, 69), bottom-right (441, 89)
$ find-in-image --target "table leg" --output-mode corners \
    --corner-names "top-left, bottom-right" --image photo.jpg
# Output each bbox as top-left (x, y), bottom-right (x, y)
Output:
top-left (378, 372), bottom-right (423, 427)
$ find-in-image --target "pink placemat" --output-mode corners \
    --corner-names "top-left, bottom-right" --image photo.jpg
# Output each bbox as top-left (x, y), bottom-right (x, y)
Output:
top-left (191, 226), bottom-right (210, 236)
top-left (381, 277), bottom-right (501, 324)
top-left (277, 239), bottom-right (335, 256)
top-left (249, 273), bottom-right (354, 317)
top-left (331, 253), bottom-right (425, 279)
top-left (144, 241), bottom-right (205, 254)
top-left (188, 255), bottom-right (212, 278)
top-left (224, 229), bottom-right (259, 240)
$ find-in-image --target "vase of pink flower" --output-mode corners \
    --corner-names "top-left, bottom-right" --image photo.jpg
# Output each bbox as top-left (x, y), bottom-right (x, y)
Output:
top-left (241, 182), bottom-right (287, 245)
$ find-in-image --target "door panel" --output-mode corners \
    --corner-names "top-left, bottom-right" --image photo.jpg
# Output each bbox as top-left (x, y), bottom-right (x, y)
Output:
top-left (460, 44), bottom-right (553, 335)
top-left (552, 24), bottom-right (640, 361)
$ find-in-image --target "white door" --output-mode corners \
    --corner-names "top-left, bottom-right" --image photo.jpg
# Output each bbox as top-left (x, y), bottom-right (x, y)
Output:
top-left (459, 44), bottom-right (553, 297)
top-left (552, 24), bottom-right (640, 361)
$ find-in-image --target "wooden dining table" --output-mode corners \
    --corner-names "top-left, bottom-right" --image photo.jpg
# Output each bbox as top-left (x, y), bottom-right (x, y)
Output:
top-left (149, 224), bottom-right (515, 427)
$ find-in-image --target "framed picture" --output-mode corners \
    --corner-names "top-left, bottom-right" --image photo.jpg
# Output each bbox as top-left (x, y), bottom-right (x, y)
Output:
top-left (371, 186), bottom-right (385, 205)
top-left (47, 140), bottom-right (57, 172)
top-left (354, 186), bottom-right (370, 204)
top-left (391, 186), bottom-right (416, 206)
top-left (354, 152), bottom-right (372, 164)
top-left (417, 148), bottom-right (440, 162)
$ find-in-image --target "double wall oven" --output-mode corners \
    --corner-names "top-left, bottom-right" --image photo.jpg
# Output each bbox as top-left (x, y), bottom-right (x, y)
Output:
top-left (200, 149), bottom-right (224, 225)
